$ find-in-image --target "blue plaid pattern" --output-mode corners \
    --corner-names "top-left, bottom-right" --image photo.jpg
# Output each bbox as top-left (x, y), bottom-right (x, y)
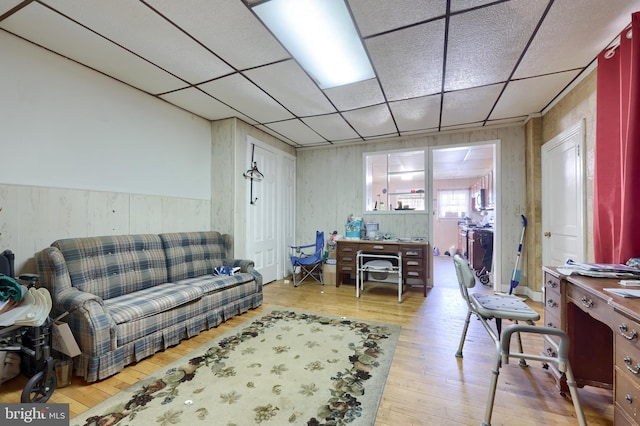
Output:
top-left (53, 234), bottom-right (168, 300)
top-left (35, 231), bottom-right (263, 383)
top-left (160, 231), bottom-right (229, 282)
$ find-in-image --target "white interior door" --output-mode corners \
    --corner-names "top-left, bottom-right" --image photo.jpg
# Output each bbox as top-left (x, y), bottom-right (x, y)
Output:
top-left (281, 156), bottom-right (296, 278)
top-left (542, 120), bottom-right (586, 267)
top-left (247, 142), bottom-right (278, 283)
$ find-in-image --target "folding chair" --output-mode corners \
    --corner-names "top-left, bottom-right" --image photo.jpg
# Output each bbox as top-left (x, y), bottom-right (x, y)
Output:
top-left (289, 231), bottom-right (324, 287)
top-left (452, 254), bottom-right (585, 425)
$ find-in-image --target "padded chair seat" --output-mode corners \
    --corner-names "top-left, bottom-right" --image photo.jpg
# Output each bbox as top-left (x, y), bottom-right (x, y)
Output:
top-left (471, 293), bottom-right (540, 322)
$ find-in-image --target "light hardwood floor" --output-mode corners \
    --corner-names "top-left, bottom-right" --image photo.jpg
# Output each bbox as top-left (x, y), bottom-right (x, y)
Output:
top-left (0, 272), bottom-right (614, 425)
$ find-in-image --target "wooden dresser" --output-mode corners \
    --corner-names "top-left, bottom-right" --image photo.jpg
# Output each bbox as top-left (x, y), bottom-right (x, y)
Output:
top-left (543, 267), bottom-right (640, 425)
top-left (335, 239), bottom-right (431, 296)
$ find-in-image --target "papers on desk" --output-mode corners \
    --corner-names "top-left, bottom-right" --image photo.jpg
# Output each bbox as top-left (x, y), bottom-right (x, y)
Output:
top-left (558, 259), bottom-right (640, 279)
top-left (604, 288), bottom-right (640, 298)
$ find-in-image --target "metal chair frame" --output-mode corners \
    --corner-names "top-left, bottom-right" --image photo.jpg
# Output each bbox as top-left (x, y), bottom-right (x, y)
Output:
top-left (289, 231), bottom-right (324, 287)
top-left (452, 254), bottom-right (585, 426)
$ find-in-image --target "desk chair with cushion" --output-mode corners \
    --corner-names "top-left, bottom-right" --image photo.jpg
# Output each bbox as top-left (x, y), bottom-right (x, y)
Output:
top-left (289, 231), bottom-right (324, 287)
top-left (452, 254), bottom-right (585, 425)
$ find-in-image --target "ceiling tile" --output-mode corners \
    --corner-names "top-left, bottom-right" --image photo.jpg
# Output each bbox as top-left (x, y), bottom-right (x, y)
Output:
top-left (255, 124), bottom-right (295, 145)
top-left (323, 78), bottom-right (385, 111)
top-left (342, 104), bottom-right (397, 138)
top-left (450, 0), bottom-right (504, 13)
top-left (265, 119), bottom-right (327, 146)
top-left (366, 19), bottom-right (445, 101)
top-left (441, 84), bottom-right (503, 127)
top-left (514, 0), bottom-right (638, 79)
top-left (146, 0), bottom-right (290, 70)
top-left (389, 95), bottom-right (441, 133)
top-left (491, 70), bottom-right (581, 120)
top-left (160, 87), bottom-right (255, 123)
top-left (244, 61), bottom-right (336, 116)
top-left (445, 0), bottom-right (550, 91)
top-left (349, 0), bottom-right (446, 37)
top-left (1, 3), bottom-right (186, 94)
top-left (47, 0), bottom-right (233, 84)
top-left (198, 74), bottom-right (294, 124)
top-left (0, 1), bottom-right (22, 16)
top-left (302, 114), bottom-right (361, 142)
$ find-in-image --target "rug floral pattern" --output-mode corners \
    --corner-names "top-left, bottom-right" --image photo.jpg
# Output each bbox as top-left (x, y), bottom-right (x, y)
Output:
top-left (73, 309), bottom-right (400, 426)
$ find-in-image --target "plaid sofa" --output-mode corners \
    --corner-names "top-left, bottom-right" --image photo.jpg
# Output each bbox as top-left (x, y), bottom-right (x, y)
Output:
top-left (35, 231), bottom-right (263, 382)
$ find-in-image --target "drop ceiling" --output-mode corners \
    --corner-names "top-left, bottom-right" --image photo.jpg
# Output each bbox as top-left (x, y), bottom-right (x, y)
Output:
top-left (1, 0), bottom-right (636, 151)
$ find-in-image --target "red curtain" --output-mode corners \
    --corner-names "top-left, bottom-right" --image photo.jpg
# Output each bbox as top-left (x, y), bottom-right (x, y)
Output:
top-left (594, 12), bottom-right (640, 263)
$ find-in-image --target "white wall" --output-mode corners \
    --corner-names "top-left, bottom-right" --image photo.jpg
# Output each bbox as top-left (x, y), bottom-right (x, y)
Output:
top-left (1, 31), bottom-right (211, 198)
top-left (0, 32), bottom-right (212, 272)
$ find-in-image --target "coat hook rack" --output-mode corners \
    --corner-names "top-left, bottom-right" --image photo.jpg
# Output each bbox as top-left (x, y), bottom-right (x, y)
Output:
top-left (243, 144), bottom-right (264, 205)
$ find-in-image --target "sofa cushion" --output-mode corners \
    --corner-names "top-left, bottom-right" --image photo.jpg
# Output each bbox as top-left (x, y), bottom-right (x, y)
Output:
top-left (160, 232), bottom-right (228, 282)
top-left (53, 234), bottom-right (168, 300)
top-left (174, 272), bottom-right (256, 294)
top-left (104, 283), bottom-right (203, 325)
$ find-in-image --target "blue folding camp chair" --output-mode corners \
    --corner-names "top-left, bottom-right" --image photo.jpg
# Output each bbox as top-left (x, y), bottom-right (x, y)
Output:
top-left (290, 231), bottom-right (324, 287)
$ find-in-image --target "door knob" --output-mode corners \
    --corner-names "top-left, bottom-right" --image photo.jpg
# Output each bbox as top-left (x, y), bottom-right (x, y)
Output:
top-left (544, 232), bottom-right (551, 238)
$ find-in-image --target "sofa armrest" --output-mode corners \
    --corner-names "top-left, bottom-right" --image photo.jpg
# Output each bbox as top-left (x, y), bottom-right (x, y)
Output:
top-left (56, 287), bottom-right (116, 359)
top-left (223, 258), bottom-right (255, 272)
top-left (223, 259), bottom-right (262, 286)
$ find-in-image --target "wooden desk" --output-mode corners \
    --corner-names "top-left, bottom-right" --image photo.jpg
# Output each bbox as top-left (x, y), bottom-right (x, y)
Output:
top-left (543, 267), bottom-right (640, 425)
top-left (336, 239), bottom-right (430, 296)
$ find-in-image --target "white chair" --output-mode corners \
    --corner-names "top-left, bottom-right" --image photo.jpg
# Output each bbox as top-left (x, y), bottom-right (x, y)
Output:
top-left (453, 254), bottom-right (539, 360)
top-left (452, 254), bottom-right (585, 426)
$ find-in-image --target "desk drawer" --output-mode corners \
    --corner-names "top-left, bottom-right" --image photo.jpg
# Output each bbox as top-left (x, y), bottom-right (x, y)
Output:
top-left (613, 310), bottom-right (640, 352)
top-left (544, 308), bottom-right (562, 331)
top-left (616, 367), bottom-right (640, 423)
top-left (544, 273), bottom-right (561, 298)
top-left (545, 291), bottom-right (563, 319)
top-left (617, 335), bottom-right (640, 387)
top-left (401, 246), bottom-right (423, 259)
top-left (567, 284), bottom-right (612, 325)
top-left (359, 243), bottom-right (398, 253)
top-left (337, 243), bottom-right (359, 255)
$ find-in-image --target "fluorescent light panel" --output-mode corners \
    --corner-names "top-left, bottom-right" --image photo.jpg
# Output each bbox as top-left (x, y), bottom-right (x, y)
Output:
top-left (253, 0), bottom-right (374, 89)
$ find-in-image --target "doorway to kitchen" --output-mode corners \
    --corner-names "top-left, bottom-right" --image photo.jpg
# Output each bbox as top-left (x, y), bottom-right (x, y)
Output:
top-left (429, 142), bottom-right (498, 289)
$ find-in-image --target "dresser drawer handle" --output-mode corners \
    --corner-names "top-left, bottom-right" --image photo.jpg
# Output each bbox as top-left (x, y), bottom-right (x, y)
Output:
top-left (372, 245), bottom-right (384, 250)
top-left (619, 324), bottom-right (639, 341)
top-left (405, 251), bottom-right (418, 256)
top-left (546, 299), bottom-right (557, 308)
top-left (624, 356), bottom-right (640, 374)
top-left (580, 296), bottom-right (593, 308)
top-left (546, 279), bottom-right (558, 288)
top-left (406, 261), bottom-right (420, 266)
top-left (546, 347), bottom-right (557, 358)
top-left (626, 394), bottom-right (633, 404)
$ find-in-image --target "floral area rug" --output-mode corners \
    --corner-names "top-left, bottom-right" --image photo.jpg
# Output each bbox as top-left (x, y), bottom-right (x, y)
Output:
top-left (72, 308), bottom-right (401, 426)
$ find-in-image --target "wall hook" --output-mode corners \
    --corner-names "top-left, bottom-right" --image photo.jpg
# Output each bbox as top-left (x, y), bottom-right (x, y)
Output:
top-left (243, 144), bottom-right (264, 205)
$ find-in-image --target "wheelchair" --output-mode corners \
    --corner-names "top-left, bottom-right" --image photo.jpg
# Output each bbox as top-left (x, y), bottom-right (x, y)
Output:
top-left (0, 249), bottom-right (57, 403)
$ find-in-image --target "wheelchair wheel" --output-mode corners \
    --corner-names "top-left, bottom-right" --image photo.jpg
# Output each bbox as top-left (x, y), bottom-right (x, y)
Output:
top-left (479, 274), bottom-right (490, 285)
top-left (21, 369), bottom-right (57, 403)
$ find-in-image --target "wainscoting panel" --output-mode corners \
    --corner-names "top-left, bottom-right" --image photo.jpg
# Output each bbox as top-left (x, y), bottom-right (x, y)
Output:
top-left (0, 184), bottom-right (210, 274)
